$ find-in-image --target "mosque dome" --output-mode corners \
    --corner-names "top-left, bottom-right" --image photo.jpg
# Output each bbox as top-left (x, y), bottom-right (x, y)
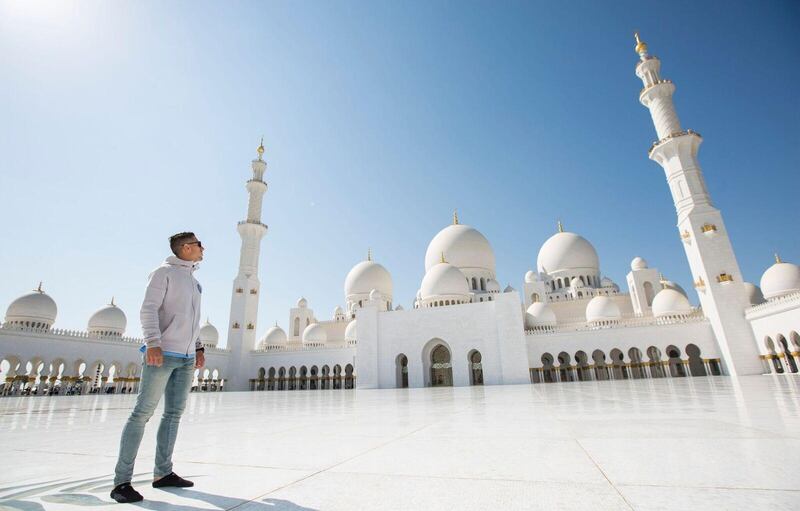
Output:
top-left (420, 262), bottom-right (470, 300)
top-left (395, 304), bottom-right (404, 311)
top-left (199, 319), bottom-right (219, 347)
top-left (333, 305), bottom-right (344, 317)
top-left (631, 257), bottom-right (648, 271)
top-left (537, 231), bottom-right (599, 275)
top-left (659, 279), bottom-right (688, 298)
top-left (651, 288), bottom-right (692, 318)
top-left (524, 270), bottom-right (539, 283)
top-left (743, 282), bottom-right (765, 306)
top-left (424, 223), bottom-right (496, 274)
top-left (760, 258), bottom-right (800, 300)
top-left (260, 324), bottom-right (287, 349)
top-left (504, 284), bottom-right (516, 293)
top-left (600, 277), bottom-right (615, 288)
top-left (296, 297), bottom-right (308, 308)
top-left (525, 302), bottom-right (557, 329)
top-left (4, 284), bottom-right (57, 328)
top-left (344, 260), bottom-right (393, 298)
top-left (585, 295), bottom-right (621, 323)
top-left (87, 299), bottom-right (127, 336)
top-left (302, 323), bottom-right (327, 346)
top-left (344, 320), bottom-right (357, 343)
top-left (486, 279), bottom-right (501, 293)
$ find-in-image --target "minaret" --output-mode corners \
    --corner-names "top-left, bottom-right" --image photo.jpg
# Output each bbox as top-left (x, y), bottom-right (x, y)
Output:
top-left (226, 139), bottom-right (269, 390)
top-left (634, 34), bottom-right (761, 375)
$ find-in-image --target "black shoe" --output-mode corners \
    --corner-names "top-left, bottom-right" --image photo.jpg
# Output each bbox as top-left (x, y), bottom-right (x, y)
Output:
top-left (152, 472), bottom-right (194, 488)
top-left (110, 482), bottom-right (143, 503)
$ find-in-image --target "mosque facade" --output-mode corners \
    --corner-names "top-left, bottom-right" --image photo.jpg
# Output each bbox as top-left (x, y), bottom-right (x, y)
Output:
top-left (1, 36), bottom-right (799, 396)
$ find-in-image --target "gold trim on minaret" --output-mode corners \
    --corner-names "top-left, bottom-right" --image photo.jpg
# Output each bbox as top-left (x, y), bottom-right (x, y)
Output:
top-left (634, 31), bottom-right (648, 55)
top-left (453, 209), bottom-right (459, 225)
top-left (257, 136), bottom-right (265, 161)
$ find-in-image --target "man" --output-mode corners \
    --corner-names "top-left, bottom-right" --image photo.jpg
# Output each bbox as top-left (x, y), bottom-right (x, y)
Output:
top-left (110, 232), bottom-right (206, 503)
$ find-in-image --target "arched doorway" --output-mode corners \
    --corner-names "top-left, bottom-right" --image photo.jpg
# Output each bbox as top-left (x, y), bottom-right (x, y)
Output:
top-left (321, 365), bottom-right (330, 389)
top-left (541, 353), bottom-right (555, 383)
top-left (666, 345), bottom-right (686, 377)
top-left (468, 350), bottom-right (483, 385)
top-left (686, 344), bottom-right (706, 376)
top-left (395, 354), bottom-right (409, 388)
top-left (647, 346), bottom-right (665, 378)
top-left (299, 366), bottom-right (308, 390)
top-left (777, 335), bottom-right (798, 373)
top-left (592, 350), bottom-right (609, 380)
top-left (765, 338), bottom-right (783, 373)
top-left (267, 367), bottom-right (276, 390)
top-left (609, 349), bottom-right (627, 380)
top-left (344, 364), bottom-right (355, 389)
top-left (310, 366), bottom-right (319, 389)
top-left (557, 352), bottom-right (573, 382)
top-left (575, 351), bottom-right (590, 381)
top-left (430, 345), bottom-right (453, 387)
top-left (278, 367), bottom-right (286, 390)
top-left (333, 364), bottom-right (342, 389)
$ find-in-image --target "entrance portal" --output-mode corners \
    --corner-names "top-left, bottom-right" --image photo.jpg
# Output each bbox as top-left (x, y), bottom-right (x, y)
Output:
top-left (430, 345), bottom-right (453, 387)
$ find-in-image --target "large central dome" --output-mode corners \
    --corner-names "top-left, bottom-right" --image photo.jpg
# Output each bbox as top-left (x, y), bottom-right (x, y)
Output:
top-left (537, 231), bottom-right (599, 275)
top-left (424, 223), bottom-right (496, 273)
top-left (344, 260), bottom-right (393, 298)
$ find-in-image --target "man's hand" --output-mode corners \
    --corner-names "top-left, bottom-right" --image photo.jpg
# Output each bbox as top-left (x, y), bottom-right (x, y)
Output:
top-left (146, 347), bottom-right (163, 367)
top-left (195, 350), bottom-right (205, 369)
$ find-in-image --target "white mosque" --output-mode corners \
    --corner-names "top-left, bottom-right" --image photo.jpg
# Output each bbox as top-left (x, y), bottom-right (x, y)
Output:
top-left (1, 35), bottom-right (798, 396)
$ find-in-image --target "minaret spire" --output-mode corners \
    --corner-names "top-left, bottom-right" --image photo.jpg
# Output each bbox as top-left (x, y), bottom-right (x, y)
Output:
top-left (367, 247), bottom-right (372, 261)
top-left (226, 138), bottom-right (270, 390)
top-left (634, 37), bottom-right (761, 376)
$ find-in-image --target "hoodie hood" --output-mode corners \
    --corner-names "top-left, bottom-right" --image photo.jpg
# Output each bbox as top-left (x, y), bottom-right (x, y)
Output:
top-left (163, 255), bottom-right (199, 272)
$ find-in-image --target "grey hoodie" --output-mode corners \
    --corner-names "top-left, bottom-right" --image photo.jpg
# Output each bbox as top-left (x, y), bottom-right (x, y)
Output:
top-left (140, 256), bottom-right (202, 356)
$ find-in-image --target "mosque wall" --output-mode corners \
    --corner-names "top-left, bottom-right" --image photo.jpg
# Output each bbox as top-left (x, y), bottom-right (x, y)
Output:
top-left (358, 292), bottom-right (530, 389)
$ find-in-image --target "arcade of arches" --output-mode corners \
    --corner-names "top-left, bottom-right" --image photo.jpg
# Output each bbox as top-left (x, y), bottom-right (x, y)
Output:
top-left (250, 364), bottom-right (356, 391)
top-left (531, 343), bottom-right (722, 383)
top-left (0, 357), bottom-right (224, 396)
top-left (762, 331), bottom-right (800, 375)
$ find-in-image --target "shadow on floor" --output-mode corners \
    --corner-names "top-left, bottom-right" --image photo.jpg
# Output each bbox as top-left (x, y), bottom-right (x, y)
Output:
top-left (0, 475), bottom-right (317, 511)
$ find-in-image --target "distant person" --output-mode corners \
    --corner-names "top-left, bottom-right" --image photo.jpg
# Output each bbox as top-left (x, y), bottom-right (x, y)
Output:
top-left (110, 232), bottom-right (205, 503)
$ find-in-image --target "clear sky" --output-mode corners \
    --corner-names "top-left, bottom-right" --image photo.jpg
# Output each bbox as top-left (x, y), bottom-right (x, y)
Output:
top-left (1, 0), bottom-right (798, 347)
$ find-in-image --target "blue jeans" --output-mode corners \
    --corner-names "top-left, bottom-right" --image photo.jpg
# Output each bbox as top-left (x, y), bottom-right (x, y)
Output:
top-left (114, 355), bottom-right (194, 485)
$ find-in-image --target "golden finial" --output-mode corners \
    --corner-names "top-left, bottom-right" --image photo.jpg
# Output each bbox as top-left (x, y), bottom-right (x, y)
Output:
top-left (634, 31), bottom-right (648, 55)
top-left (557, 220), bottom-right (564, 233)
top-left (441, 252), bottom-right (446, 264)
top-left (658, 273), bottom-right (668, 289)
top-left (367, 248), bottom-right (372, 261)
top-left (274, 320), bottom-right (278, 327)
top-left (256, 136), bottom-right (265, 161)
top-left (110, 296), bottom-right (116, 306)
top-left (36, 281), bottom-right (43, 293)
top-left (453, 209), bottom-right (459, 225)
top-left (775, 253), bottom-right (782, 264)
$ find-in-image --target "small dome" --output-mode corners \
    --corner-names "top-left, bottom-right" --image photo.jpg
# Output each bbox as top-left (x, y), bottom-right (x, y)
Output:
top-left (88, 299), bottom-right (127, 336)
top-left (302, 322), bottom-right (327, 346)
top-left (537, 231), bottom-right (599, 275)
top-left (424, 223), bottom-right (496, 274)
top-left (395, 304), bottom-right (404, 311)
top-left (4, 284), bottom-right (58, 328)
top-left (660, 280), bottom-right (688, 298)
top-left (486, 279), bottom-right (501, 292)
top-left (743, 282), bottom-right (765, 306)
top-left (420, 262), bottom-right (470, 299)
top-left (524, 270), bottom-right (539, 283)
top-left (525, 302), bottom-right (556, 329)
top-left (600, 277), bottom-right (615, 288)
top-left (344, 260), bottom-right (393, 298)
top-left (296, 297), bottom-right (308, 308)
top-left (631, 257), bottom-right (648, 271)
top-left (585, 295), bottom-right (621, 323)
top-left (344, 320), bottom-right (357, 343)
top-left (651, 288), bottom-right (692, 318)
top-left (504, 284), bottom-right (516, 293)
top-left (260, 324), bottom-right (287, 349)
top-left (761, 259), bottom-right (800, 300)
top-left (199, 319), bottom-right (219, 346)
top-left (333, 305), bottom-right (344, 316)
top-left (369, 289), bottom-right (382, 301)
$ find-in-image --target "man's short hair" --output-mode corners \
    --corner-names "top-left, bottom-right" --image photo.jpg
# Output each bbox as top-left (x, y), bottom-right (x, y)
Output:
top-left (169, 232), bottom-right (196, 256)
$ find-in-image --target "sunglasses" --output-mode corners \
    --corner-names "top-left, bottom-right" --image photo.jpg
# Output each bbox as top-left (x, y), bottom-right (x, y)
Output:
top-left (185, 241), bottom-right (204, 249)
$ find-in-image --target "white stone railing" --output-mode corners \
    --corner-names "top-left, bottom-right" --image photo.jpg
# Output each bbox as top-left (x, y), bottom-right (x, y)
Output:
top-left (251, 343), bottom-right (354, 354)
top-left (526, 310), bottom-right (707, 335)
top-left (745, 291), bottom-right (800, 318)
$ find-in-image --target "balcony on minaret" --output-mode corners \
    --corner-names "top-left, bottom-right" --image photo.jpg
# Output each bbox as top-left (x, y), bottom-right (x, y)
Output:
top-left (701, 223), bottom-right (718, 237)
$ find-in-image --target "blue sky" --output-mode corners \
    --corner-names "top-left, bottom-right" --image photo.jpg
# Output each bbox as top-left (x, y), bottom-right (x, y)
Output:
top-left (1, 0), bottom-right (798, 346)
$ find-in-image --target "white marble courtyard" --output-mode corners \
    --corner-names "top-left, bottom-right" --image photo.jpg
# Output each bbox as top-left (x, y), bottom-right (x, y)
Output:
top-left (2, 376), bottom-right (800, 510)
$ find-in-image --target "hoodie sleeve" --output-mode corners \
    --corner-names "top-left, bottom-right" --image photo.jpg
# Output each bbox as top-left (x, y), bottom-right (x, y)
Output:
top-left (140, 267), bottom-right (168, 349)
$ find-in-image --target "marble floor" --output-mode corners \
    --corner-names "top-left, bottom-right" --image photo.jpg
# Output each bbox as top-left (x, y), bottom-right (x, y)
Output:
top-left (2, 375), bottom-right (800, 510)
